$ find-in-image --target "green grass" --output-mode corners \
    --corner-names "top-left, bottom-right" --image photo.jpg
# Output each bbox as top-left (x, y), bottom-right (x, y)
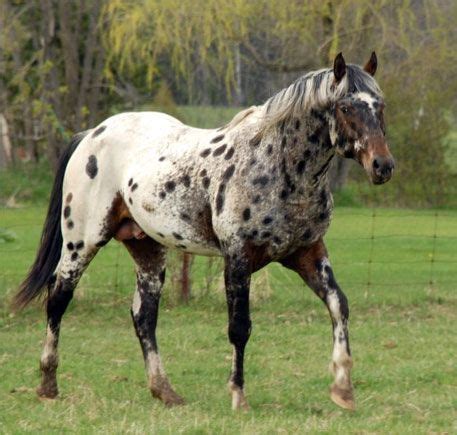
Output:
top-left (1, 206), bottom-right (456, 433)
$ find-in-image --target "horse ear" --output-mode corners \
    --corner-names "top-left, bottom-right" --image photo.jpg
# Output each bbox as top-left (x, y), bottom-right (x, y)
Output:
top-left (333, 52), bottom-right (346, 83)
top-left (364, 51), bottom-right (377, 76)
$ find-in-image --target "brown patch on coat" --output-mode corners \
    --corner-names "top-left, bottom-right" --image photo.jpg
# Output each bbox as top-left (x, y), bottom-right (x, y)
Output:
top-left (123, 236), bottom-right (163, 271)
top-left (99, 192), bottom-right (133, 242)
top-left (243, 241), bottom-right (272, 272)
top-left (280, 238), bottom-right (328, 282)
top-left (197, 204), bottom-right (220, 248)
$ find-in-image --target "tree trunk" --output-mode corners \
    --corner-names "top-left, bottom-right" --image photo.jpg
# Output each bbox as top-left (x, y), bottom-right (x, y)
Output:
top-left (321, 1), bottom-right (350, 191)
top-left (0, 114), bottom-right (12, 169)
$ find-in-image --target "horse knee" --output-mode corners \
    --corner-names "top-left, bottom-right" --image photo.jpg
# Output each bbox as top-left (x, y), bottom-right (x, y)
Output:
top-left (228, 317), bottom-right (252, 347)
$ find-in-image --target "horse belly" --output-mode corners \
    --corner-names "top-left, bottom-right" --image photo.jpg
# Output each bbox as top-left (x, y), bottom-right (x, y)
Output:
top-left (133, 207), bottom-right (221, 256)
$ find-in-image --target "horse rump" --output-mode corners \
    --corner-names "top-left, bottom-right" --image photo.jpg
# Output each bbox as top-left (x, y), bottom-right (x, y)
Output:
top-left (13, 131), bottom-right (88, 310)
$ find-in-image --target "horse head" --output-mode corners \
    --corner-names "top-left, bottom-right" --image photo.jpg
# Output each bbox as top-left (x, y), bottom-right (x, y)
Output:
top-left (331, 52), bottom-right (395, 185)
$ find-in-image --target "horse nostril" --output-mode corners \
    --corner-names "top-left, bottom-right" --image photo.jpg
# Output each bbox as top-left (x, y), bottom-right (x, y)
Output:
top-left (373, 159), bottom-right (380, 170)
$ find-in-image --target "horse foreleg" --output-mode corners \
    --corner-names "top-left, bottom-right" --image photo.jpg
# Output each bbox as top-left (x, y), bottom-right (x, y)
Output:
top-left (281, 239), bottom-right (354, 410)
top-left (124, 237), bottom-right (184, 407)
top-left (224, 255), bottom-right (252, 411)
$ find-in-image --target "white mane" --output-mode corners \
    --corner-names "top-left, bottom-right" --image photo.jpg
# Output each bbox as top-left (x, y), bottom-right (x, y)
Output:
top-left (257, 65), bottom-right (383, 132)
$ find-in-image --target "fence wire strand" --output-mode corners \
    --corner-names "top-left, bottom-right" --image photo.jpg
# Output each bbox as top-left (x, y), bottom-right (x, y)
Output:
top-left (1, 208), bottom-right (456, 296)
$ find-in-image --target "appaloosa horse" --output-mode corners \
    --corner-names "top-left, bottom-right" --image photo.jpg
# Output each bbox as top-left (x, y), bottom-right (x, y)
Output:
top-left (15, 52), bottom-right (394, 411)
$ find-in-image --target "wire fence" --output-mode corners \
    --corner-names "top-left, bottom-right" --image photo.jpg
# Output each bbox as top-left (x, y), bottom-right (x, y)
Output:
top-left (1, 207), bottom-right (456, 306)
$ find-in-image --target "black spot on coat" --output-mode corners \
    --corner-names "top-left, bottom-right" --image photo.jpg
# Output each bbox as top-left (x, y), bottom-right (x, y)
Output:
top-left (181, 175), bottom-right (191, 187)
top-left (213, 144), bottom-right (227, 157)
top-left (225, 147), bottom-right (235, 160)
top-left (216, 183), bottom-right (225, 215)
top-left (223, 165), bottom-right (235, 181)
top-left (180, 213), bottom-right (191, 222)
top-left (200, 149), bottom-right (211, 158)
top-left (242, 208), bottom-right (251, 221)
top-left (63, 206), bottom-right (71, 219)
top-left (252, 176), bottom-right (268, 187)
top-left (86, 155), bottom-right (98, 179)
top-left (172, 232), bottom-right (184, 240)
top-left (131, 183), bottom-right (138, 191)
top-left (165, 181), bottom-right (176, 192)
top-left (296, 160), bottom-right (306, 175)
top-left (202, 177), bottom-right (211, 189)
top-left (301, 229), bottom-right (312, 241)
top-left (210, 134), bottom-right (225, 144)
top-left (92, 125), bottom-right (106, 138)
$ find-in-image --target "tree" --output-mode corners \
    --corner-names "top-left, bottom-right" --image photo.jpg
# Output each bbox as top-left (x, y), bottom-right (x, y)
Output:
top-left (0, 0), bottom-right (107, 167)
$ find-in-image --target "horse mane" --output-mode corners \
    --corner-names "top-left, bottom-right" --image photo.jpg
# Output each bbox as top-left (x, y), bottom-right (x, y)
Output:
top-left (218, 106), bottom-right (257, 131)
top-left (257, 64), bottom-right (383, 134)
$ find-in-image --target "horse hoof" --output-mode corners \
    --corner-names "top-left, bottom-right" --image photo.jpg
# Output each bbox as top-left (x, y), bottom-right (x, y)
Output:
top-left (36, 385), bottom-right (58, 399)
top-left (229, 385), bottom-right (249, 411)
top-left (163, 392), bottom-right (185, 407)
top-left (232, 397), bottom-right (250, 411)
top-left (330, 384), bottom-right (355, 411)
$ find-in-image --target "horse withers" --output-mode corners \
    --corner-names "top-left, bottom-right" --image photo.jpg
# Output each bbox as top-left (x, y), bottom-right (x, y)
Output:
top-left (15, 52), bottom-right (394, 411)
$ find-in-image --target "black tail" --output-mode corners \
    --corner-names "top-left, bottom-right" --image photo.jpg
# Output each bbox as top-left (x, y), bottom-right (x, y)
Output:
top-left (13, 132), bottom-right (88, 310)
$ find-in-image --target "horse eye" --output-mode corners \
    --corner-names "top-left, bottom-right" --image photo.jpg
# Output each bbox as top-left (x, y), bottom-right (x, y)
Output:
top-left (340, 105), bottom-right (348, 114)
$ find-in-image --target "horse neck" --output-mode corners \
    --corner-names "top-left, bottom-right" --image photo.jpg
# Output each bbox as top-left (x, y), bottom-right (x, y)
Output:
top-left (270, 107), bottom-right (335, 190)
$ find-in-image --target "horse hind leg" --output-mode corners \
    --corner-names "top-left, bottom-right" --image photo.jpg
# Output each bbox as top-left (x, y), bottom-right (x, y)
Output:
top-left (37, 243), bottom-right (97, 398)
top-left (123, 236), bottom-right (184, 406)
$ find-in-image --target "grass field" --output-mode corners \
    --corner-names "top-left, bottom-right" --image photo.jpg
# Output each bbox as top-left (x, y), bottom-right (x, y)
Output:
top-left (1, 206), bottom-right (456, 433)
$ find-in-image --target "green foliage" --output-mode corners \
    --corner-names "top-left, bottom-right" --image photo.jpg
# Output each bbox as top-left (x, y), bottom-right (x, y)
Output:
top-left (149, 81), bottom-right (180, 119)
top-left (0, 161), bottom-right (54, 206)
top-left (2, 1), bottom-right (457, 205)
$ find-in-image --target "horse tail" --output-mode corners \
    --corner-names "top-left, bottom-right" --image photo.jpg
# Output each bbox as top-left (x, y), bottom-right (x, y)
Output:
top-left (13, 131), bottom-right (88, 310)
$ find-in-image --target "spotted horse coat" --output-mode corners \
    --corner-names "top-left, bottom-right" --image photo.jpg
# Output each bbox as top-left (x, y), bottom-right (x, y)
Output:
top-left (15, 52), bottom-right (394, 411)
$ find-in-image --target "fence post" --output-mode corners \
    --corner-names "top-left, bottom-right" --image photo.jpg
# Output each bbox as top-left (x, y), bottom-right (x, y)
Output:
top-left (180, 253), bottom-right (192, 303)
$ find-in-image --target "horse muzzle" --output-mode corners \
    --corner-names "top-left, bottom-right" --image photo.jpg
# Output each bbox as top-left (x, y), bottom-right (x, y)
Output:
top-left (371, 155), bottom-right (395, 184)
